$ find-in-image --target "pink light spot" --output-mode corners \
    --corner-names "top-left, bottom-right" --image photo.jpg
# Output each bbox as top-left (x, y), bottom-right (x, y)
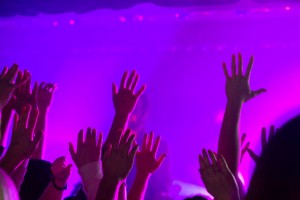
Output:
top-left (120, 16), bottom-right (126, 22)
top-left (53, 21), bottom-right (58, 26)
top-left (216, 111), bottom-right (224, 123)
top-left (285, 6), bottom-right (291, 11)
top-left (262, 8), bottom-right (270, 12)
top-left (238, 172), bottom-right (245, 186)
top-left (69, 19), bottom-right (75, 25)
top-left (175, 13), bottom-right (180, 18)
top-left (137, 15), bottom-right (144, 21)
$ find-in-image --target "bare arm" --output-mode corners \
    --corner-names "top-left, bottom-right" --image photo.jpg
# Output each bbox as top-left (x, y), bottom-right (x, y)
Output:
top-left (128, 133), bottom-right (166, 200)
top-left (96, 129), bottom-right (138, 200)
top-left (0, 105), bottom-right (42, 175)
top-left (104, 71), bottom-right (145, 150)
top-left (32, 109), bottom-right (46, 159)
top-left (69, 129), bottom-right (103, 200)
top-left (11, 159), bottom-right (29, 190)
top-left (0, 106), bottom-right (13, 147)
top-left (217, 54), bottom-right (266, 197)
top-left (218, 54), bottom-right (266, 174)
top-left (0, 65), bottom-right (29, 146)
top-left (199, 150), bottom-right (240, 200)
top-left (218, 100), bottom-right (242, 175)
top-left (32, 83), bottom-right (55, 159)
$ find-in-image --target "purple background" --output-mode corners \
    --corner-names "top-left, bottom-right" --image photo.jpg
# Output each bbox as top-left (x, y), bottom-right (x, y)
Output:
top-left (1, 2), bottom-right (300, 198)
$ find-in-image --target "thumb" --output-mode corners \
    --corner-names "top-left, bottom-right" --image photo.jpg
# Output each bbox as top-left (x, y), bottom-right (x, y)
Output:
top-left (247, 88), bottom-right (267, 101)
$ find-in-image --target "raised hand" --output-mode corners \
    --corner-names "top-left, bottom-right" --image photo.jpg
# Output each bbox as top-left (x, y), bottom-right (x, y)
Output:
top-left (0, 105), bottom-right (43, 174)
top-left (51, 156), bottom-right (72, 188)
top-left (102, 129), bottom-right (139, 181)
top-left (0, 65), bottom-right (29, 109)
top-left (136, 132), bottom-right (166, 175)
top-left (223, 54), bottom-right (266, 103)
top-left (247, 126), bottom-right (276, 164)
top-left (9, 105), bottom-right (42, 160)
top-left (14, 73), bottom-right (38, 114)
top-left (69, 128), bottom-right (103, 169)
top-left (112, 71), bottom-right (146, 115)
top-left (37, 82), bottom-right (56, 112)
top-left (199, 149), bottom-right (240, 200)
top-left (128, 132), bottom-right (166, 200)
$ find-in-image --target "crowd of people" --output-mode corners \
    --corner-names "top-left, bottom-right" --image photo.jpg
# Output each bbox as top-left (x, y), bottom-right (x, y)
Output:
top-left (0, 53), bottom-right (300, 200)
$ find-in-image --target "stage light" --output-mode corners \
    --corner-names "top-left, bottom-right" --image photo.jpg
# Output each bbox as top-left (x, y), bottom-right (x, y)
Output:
top-left (69, 19), bottom-right (75, 25)
top-left (238, 172), bottom-right (245, 186)
top-left (120, 16), bottom-right (126, 22)
top-left (53, 21), bottom-right (58, 26)
top-left (285, 6), bottom-right (291, 11)
top-left (137, 15), bottom-right (144, 21)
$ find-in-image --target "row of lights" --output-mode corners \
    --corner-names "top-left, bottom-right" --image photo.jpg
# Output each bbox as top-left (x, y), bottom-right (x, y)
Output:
top-left (52, 6), bottom-right (292, 26)
top-left (52, 14), bottom-right (162, 26)
top-left (70, 44), bottom-right (297, 54)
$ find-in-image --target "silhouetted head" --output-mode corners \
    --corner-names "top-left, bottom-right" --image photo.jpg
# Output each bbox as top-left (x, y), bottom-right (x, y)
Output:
top-left (184, 196), bottom-right (207, 200)
top-left (0, 169), bottom-right (19, 200)
top-left (246, 115), bottom-right (300, 200)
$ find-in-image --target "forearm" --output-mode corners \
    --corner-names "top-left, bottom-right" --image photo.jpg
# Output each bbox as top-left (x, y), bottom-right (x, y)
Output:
top-left (78, 162), bottom-right (103, 200)
top-left (218, 100), bottom-right (242, 175)
top-left (128, 172), bottom-right (150, 200)
top-left (12, 159), bottom-right (29, 191)
top-left (39, 181), bottom-right (65, 200)
top-left (118, 182), bottom-right (127, 200)
top-left (104, 112), bottom-right (129, 149)
top-left (96, 176), bottom-right (120, 200)
top-left (0, 108), bottom-right (13, 146)
top-left (32, 109), bottom-right (47, 160)
top-left (0, 151), bottom-right (22, 175)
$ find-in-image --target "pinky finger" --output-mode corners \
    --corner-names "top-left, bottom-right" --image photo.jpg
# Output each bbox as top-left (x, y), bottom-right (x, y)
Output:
top-left (155, 154), bottom-right (166, 170)
top-left (69, 143), bottom-right (76, 160)
top-left (222, 63), bottom-right (230, 80)
top-left (0, 66), bottom-right (8, 80)
top-left (134, 84), bottom-right (146, 98)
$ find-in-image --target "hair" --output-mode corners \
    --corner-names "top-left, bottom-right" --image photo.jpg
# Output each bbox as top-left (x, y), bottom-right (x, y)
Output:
top-left (184, 196), bottom-right (207, 200)
top-left (0, 169), bottom-right (19, 200)
top-left (246, 115), bottom-right (300, 200)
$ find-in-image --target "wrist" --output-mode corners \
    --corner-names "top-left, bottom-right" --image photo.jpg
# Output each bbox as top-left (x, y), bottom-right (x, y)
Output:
top-left (0, 151), bottom-right (22, 174)
top-left (101, 175), bottom-right (121, 186)
top-left (52, 178), bottom-right (67, 190)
